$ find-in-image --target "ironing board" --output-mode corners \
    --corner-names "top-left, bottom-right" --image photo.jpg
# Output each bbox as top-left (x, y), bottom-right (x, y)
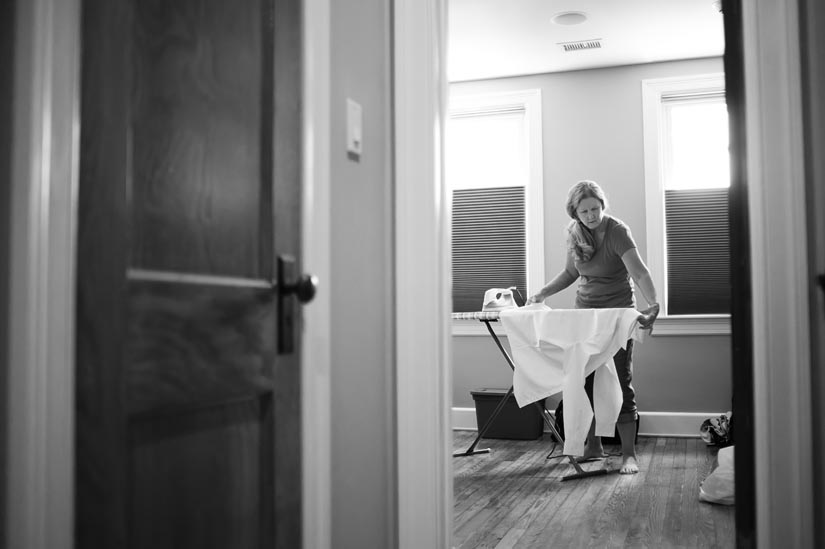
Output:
top-left (452, 310), bottom-right (605, 481)
top-left (452, 307), bottom-right (649, 481)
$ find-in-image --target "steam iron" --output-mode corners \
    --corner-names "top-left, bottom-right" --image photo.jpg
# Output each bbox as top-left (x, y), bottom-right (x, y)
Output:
top-left (482, 286), bottom-right (520, 311)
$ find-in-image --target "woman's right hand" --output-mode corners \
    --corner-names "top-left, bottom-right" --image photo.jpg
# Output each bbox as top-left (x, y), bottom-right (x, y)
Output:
top-left (526, 293), bottom-right (544, 305)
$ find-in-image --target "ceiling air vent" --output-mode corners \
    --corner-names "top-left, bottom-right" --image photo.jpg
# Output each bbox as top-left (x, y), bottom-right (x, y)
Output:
top-left (559, 39), bottom-right (602, 52)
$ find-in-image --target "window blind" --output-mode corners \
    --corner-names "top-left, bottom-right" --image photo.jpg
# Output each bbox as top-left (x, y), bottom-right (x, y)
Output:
top-left (665, 188), bottom-right (731, 315)
top-left (452, 186), bottom-right (526, 313)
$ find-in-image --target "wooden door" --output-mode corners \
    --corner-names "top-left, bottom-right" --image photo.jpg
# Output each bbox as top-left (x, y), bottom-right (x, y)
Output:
top-left (76, 0), bottom-right (304, 547)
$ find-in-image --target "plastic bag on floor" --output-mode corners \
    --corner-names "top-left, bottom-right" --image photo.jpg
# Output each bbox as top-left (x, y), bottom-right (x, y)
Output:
top-left (699, 445), bottom-right (734, 505)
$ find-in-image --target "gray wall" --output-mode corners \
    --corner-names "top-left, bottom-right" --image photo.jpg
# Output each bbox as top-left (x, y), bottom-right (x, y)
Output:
top-left (451, 57), bottom-right (733, 414)
top-left (330, 1), bottom-right (396, 547)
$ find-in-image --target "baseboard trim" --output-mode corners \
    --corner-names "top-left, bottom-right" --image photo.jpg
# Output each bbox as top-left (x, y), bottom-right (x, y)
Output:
top-left (452, 407), bottom-right (724, 438)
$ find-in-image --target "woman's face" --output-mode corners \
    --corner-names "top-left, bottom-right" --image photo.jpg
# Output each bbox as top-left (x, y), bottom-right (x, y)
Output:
top-left (576, 197), bottom-right (604, 230)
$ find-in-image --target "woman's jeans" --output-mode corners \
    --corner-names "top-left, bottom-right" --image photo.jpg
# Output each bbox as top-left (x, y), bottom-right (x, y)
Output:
top-left (584, 339), bottom-right (637, 424)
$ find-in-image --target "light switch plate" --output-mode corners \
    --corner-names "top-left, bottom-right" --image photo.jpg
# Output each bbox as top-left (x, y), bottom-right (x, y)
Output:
top-left (346, 98), bottom-right (363, 159)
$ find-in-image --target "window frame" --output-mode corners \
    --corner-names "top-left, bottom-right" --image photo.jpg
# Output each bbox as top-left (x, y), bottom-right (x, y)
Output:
top-left (641, 73), bottom-right (731, 335)
top-left (448, 89), bottom-right (545, 336)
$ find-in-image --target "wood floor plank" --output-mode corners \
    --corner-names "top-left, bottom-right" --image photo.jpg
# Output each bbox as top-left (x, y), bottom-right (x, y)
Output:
top-left (508, 457), bottom-right (588, 548)
top-left (473, 461), bottom-right (559, 548)
top-left (660, 437), bottom-right (689, 547)
top-left (623, 437), bottom-right (667, 546)
top-left (452, 431), bottom-right (735, 549)
top-left (552, 474), bottom-right (623, 547)
top-left (528, 441), bottom-right (628, 546)
top-left (493, 483), bottom-right (560, 549)
top-left (584, 437), bottom-right (657, 548)
top-left (454, 435), bottom-right (557, 546)
top-left (681, 438), bottom-right (706, 548)
top-left (515, 471), bottom-right (587, 548)
top-left (457, 450), bottom-right (550, 547)
top-left (697, 444), bottom-right (725, 547)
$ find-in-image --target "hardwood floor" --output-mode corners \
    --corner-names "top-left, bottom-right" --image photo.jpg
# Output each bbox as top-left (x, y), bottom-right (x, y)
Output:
top-left (452, 431), bottom-right (735, 549)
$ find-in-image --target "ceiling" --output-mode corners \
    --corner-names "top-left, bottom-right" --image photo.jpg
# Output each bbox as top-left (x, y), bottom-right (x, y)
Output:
top-left (448, 0), bottom-right (726, 82)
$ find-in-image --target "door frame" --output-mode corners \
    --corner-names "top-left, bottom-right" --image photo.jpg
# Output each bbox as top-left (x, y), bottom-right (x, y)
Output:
top-left (5, 0), bottom-right (80, 547)
top-left (4, 0), bottom-right (333, 547)
top-left (394, 1), bottom-right (452, 547)
top-left (799, 0), bottom-right (825, 544)
top-left (393, 0), bottom-right (816, 547)
top-left (740, 0), bottom-right (814, 546)
top-left (301, 0), bottom-right (332, 547)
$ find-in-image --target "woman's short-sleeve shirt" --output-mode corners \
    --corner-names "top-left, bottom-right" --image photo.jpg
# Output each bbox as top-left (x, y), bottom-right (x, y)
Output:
top-left (573, 216), bottom-right (637, 309)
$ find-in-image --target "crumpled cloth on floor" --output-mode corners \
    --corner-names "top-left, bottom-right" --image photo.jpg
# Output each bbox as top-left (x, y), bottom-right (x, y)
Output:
top-left (499, 304), bottom-right (644, 456)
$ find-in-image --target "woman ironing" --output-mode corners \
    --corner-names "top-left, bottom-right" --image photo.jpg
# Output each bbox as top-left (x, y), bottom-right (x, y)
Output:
top-left (527, 180), bottom-right (660, 474)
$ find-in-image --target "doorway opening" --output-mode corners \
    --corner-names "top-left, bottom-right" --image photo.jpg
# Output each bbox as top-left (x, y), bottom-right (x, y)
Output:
top-left (444, 0), bottom-right (753, 544)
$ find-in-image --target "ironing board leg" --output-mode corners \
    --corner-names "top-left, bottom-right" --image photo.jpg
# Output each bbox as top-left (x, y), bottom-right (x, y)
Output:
top-left (528, 401), bottom-right (602, 479)
top-left (453, 385), bottom-right (515, 457)
top-left (453, 320), bottom-right (515, 457)
top-left (482, 320), bottom-right (517, 372)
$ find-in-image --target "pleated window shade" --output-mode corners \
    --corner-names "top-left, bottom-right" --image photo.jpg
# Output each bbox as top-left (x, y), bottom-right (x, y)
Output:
top-left (452, 186), bottom-right (526, 313)
top-left (665, 187), bottom-right (731, 314)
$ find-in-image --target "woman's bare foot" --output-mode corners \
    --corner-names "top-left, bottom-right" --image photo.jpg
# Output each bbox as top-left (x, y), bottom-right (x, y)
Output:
top-left (619, 455), bottom-right (639, 474)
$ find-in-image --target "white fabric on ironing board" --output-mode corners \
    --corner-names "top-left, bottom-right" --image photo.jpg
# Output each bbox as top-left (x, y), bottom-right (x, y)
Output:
top-left (499, 304), bottom-right (643, 456)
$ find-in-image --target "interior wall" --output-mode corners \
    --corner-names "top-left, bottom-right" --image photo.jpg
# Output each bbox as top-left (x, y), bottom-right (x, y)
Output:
top-left (329, 1), bottom-right (396, 547)
top-left (450, 57), bottom-right (733, 415)
top-left (452, 333), bottom-right (732, 413)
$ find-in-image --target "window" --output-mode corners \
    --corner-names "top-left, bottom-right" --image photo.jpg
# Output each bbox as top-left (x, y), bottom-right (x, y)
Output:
top-left (642, 74), bottom-right (731, 334)
top-left (447, 90), bottom-right (544, 327)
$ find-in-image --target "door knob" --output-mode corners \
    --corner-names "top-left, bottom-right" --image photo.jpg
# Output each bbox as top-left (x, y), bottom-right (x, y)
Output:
top-left (283, 273), bottom-right (318, 304)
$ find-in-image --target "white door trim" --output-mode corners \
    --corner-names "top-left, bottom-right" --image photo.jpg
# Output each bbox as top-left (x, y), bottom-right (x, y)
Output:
top-left (301, 0), bottom-right (332, 547)
top-left (743, 0), bottom-right (814, 546)
top-left (394, 1), bottom-right (452, 547)
top-left (5, 0), bottom-right (80, 547)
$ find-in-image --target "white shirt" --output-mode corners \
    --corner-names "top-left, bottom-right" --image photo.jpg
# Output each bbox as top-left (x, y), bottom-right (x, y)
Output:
top-left (499, 304), bottom-right (644, 456)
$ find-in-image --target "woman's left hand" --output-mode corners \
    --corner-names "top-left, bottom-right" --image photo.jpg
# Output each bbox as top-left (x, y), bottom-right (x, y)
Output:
top-left (638, 303), bottom-right (660, 330)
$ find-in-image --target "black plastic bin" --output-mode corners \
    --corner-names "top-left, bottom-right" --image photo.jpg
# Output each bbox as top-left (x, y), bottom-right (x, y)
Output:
top-left (471, 388), bottom-right (543, 440)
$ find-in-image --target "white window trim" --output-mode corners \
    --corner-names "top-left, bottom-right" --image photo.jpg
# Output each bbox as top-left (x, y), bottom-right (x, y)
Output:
top-left (449, 89), bottom-right (545, 336)
top-left (642, 73), bottom-right (731, 336)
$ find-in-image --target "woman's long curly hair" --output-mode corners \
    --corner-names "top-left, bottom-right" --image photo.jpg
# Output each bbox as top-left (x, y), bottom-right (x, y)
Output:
top-left (565, 180), bottom-right (608, 262)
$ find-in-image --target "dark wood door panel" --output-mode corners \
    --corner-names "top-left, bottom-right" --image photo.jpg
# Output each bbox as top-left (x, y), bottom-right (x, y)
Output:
top-left (131, 0), bottom-right (271, 278)
top-left (129, 396), bottom-right (273, 549)
top-left (126, 280), bottom-right (275, 415)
